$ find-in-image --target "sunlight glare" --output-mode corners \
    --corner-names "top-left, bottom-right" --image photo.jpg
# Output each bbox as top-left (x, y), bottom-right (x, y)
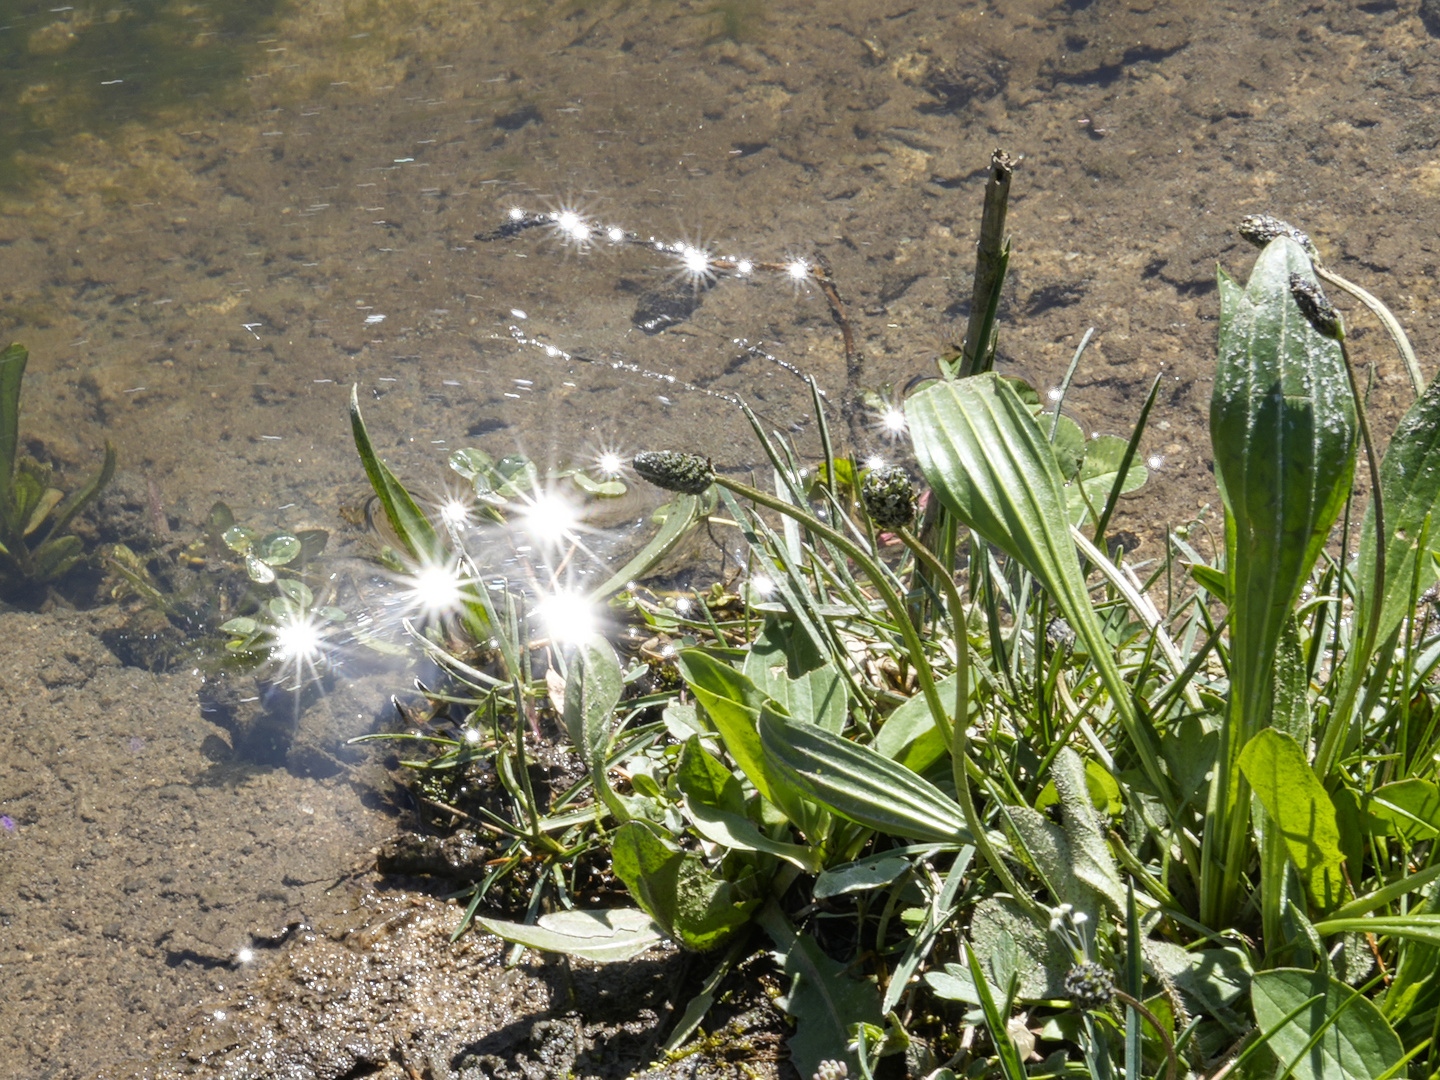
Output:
top-left (438, 496), bottom-right (472, 529)
top-left (408, 562), bottom-right (466, 621)
top-left (522, 492), bottom-right (581, 544)
top-left (675, 243), bottom-right (713, 284)
top-left (271, 613), bottom-right (325, 667)
top-left (553, 209), bottom-right (591, 244)
top-left (534, 589), bottom-right (598, 644)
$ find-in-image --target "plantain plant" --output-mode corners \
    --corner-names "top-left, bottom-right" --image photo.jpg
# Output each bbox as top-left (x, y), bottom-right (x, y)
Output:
top-left (352, 174), bottom-right (1440, 1078)
top-left (0, 342), bottom-right (115, 598)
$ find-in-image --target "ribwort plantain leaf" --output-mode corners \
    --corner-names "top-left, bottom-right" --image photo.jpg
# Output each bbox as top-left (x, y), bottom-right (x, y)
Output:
top-left (1204, 234), bottom-right (1356, 928)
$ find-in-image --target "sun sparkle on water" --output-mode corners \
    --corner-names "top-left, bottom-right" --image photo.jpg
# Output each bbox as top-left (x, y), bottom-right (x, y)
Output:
top-left (534, 589), bottom-right (598, 644)
top-left (880, 407), bottom-right (907, 436)
top-left (521, 492), bottom-right (581, 544)
top-left (407, 562), bottom-right (466, 622)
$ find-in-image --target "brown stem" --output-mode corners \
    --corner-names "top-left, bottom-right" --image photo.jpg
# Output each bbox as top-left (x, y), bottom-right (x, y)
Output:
top-left (1112, 989), bottom-right (1180, 1080)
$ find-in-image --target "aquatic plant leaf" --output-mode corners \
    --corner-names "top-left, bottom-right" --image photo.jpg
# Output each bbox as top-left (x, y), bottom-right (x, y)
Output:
top-left (43, 440), bottom-right (114, 547)
top-left (758, 902), bottom-right (881, 1080)
top-left (22, 488), bottom-right (62, 537)
top-left (587, 493), bottom-right (701, 601)
top-left (1251, 968), bottom-right (1402, 1080)
top-left (758, 703), bottom-right (969, 844)
top-left (244, 552), bottom-right (276, 584)
top-left (447, 447), bottom-right (493, 482)
top-left (349, 385), bottom-right (445, 566)
top-left (258, 532), bottom-right (302, 566)
top-left (295, 528), bottom-right (329, 562)
top-left (0, 343), bottom-right (25, 516)
top-left (274, 578), bottom-right (314, 609)
top-left (29, 535), bottom-right (82, 583)
top-left (1239, 729), bottom-right (1345, 914)
top-left (222, 525), bottom-right (256, 553)
top-left (474, 908), bottom-right (664, 963)
top-left (570, 471), bottom-right (626, 497)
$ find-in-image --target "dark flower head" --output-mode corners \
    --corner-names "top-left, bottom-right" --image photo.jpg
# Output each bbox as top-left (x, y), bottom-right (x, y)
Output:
top-left (632, 451), bottom-right (714, 495)
top-left (861, 466), bottom-right (917, 532)
top-left (1238, 214), bottom-right (1318, 258)
top-left (1065, 962), bottom-right (1115, 1010)
top-left (1289, 274), bottom-right (1343, 339)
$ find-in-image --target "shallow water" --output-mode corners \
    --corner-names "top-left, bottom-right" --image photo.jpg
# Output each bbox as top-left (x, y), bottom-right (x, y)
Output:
top-left (1, 0), bottom-right (1438, 1074)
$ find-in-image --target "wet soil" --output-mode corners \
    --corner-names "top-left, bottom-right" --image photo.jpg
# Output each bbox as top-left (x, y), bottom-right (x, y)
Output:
top-left (3, 0), bottom-right (1440, 1075)
top-left (0, 609), bottom-right (785, 1080)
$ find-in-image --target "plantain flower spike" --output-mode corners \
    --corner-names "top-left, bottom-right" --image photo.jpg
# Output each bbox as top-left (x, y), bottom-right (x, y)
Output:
top-left (1289, 273), bottom-right (1343, 339)
top-left (632, 451), bottom-right (714, 495)
top-left (861, 465), bottom-right (917, 531)
top-left (1064, 962), bottom-right (1115, 1011)
top-left (1238, 213), bottom-right (1319, 259)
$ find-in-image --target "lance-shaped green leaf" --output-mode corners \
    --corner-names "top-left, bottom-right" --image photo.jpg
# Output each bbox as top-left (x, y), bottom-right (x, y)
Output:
top-left (349, 385), bottom-right (446, 567)
top-left (1356, 372), bottom-right (1440, 639)
top-left (1211, 238), bottom-right (1356, 733)
top-left (758, 703), bottom-right (972, 844)
top-left (906, 373), bottom-right (1167, 803)
top-left (758, 901), bottom-right (881, 1080)
top-left (587, 492), bottom-right (702, 601)
top-left (676, 649), bottom-right (829, 838)
top-left (0, 343), bottom-right (25, 520)
top-left (1336, 370), bottom-right (1440, 744)
top-left (562, 636), bottom-right (629, 824)
top-left (1367, 778), bottom-right (1440, 841)
top-left (474, 908), bottom-right (664, 963)
top-left (1205, 236), bottom-right (1356, 928)
top-left (1239, 728), bottom-right (1346, 914)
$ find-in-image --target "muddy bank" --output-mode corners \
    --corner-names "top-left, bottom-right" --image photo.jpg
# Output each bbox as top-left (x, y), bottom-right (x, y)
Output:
top-left (0, 609), bottom-right (783, 1080)
top-left (89, 892), bottom-right (782, 1080)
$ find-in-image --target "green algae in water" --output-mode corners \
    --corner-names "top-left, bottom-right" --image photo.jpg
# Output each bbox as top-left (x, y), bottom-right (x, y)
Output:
top-left (0, 0), bottom-right (285, 187)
